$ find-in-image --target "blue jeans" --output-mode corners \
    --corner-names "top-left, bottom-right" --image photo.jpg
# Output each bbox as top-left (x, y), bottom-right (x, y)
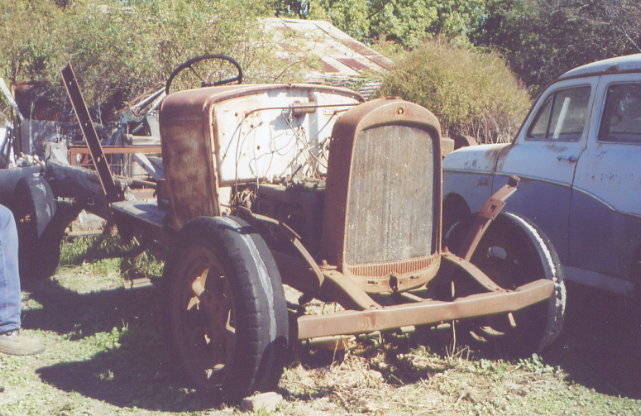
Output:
top-left (0, 204), bottom-right (20, 333)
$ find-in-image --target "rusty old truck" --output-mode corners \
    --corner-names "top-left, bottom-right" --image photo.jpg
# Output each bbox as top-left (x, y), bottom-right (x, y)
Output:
top-left (53, 55), bottom-right (565, 400)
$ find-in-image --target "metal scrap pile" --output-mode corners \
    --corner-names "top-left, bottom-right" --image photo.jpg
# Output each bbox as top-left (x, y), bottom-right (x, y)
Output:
top-left (0, 77), bottom-right (164, 181)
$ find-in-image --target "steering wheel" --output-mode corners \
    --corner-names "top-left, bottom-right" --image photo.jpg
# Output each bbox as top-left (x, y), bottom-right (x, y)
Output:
top-left (165, 54), bottom-right (243, 95)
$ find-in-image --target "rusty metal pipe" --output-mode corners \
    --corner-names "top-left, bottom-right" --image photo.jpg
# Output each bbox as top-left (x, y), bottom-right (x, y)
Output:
top-left (456, 176), bottom-right (519, 261)
top-left (297, 278), bottom-right (553, 339)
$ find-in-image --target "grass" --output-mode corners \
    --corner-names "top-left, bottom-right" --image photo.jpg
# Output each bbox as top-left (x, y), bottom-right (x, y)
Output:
top-left (1, 236), bottom-right (640, 415)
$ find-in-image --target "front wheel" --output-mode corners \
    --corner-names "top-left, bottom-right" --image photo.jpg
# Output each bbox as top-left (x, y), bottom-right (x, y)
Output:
top-left (447, 211), bottom-right (566, 356)
top-left (165, 216), bottom-right (289, 401)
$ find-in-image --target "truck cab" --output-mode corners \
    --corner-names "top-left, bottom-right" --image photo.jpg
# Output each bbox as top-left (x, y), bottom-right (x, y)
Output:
top-left (444, 53), bottom-right (641, 296)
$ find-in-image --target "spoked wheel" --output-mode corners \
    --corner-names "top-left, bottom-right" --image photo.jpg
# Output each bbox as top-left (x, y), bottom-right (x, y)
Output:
top-left (447, 211), bottom-right (566, 356)
top-left (173, 244), bottom-right (236, 384)
top-left (166, 216), bottom-right (289, 401)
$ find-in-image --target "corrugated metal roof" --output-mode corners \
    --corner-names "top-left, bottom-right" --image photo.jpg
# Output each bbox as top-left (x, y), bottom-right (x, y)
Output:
top-left (261, 18), bottom-right (393, 98)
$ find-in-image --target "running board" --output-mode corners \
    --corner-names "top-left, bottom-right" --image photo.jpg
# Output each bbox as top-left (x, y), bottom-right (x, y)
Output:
top-left (297, 279), bottom-right (554, 339)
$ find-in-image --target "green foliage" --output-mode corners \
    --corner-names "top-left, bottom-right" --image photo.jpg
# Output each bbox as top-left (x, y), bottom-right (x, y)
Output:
top-left (0, 1), bottom-right (63, 82)
top-left (474, 0), bottom-right (641, 91)
top-left (274, 0), bottom-right (488, 47)
top-left (0, 0), bottom-right (296, 117)
top-left (61, 234), bottom-right (164, 280)
top-left (379, 40), bottom-right (531, 143)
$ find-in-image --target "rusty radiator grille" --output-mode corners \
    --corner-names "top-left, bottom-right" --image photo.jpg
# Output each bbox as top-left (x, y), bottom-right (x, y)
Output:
top-left (348, 257), bottom-right (436, 277)
top-left (345, 124), bottom-right (435, 265)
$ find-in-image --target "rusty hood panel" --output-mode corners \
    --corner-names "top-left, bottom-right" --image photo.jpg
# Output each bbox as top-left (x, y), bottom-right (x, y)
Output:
top-left (160, 84), bottom-right (362, 125)
top-left (159, 84), bottom-right (363, 229)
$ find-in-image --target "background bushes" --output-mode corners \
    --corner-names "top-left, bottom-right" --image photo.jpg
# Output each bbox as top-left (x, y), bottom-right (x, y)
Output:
top-left (2, 0), bottom-right (639, 143)
top-left (378, 40), bottom-right (531, 143)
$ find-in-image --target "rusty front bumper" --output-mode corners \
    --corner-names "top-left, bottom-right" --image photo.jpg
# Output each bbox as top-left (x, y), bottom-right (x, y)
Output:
top-left (297, 278), bottom-right (553, 339)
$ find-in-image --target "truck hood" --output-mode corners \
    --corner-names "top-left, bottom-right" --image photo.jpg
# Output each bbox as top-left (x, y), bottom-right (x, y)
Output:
top-left (443, 143), bottom-right (511, 173)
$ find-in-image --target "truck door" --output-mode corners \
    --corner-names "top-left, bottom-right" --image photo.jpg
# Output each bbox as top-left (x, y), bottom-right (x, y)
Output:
top-left (491, 78), bottom-right (597, 261)
top-left (569, 74), bottom-right (641, 295)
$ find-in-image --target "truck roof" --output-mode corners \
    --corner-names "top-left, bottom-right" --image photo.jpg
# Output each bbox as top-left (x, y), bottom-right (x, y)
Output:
top-left (560, 53), bottom-right (641, 79)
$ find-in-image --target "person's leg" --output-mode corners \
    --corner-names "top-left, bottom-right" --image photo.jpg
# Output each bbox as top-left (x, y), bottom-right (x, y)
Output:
top-left (0, 203), bottom-right (43, 356)
top-left (0, 204), bottom-right (21, 333)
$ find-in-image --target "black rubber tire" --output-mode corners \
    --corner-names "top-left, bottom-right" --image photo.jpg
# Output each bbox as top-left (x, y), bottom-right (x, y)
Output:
top-left (34, 202), bottom-right (82, 281)
top-left (10, 175), bottom-right (59, 282)
top-left (165, 215), bottom-right (289, 401)
top-left (446, 211), bottom-right (566, 356)
top-left (443, 194), bottom-right (471, 241)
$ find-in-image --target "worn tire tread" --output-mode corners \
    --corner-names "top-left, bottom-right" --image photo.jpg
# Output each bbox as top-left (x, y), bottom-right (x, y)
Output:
top-left (165, 215), bottom-right (288, 402)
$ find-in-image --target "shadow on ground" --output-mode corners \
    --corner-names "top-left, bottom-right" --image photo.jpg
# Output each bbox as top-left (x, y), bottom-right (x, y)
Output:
top-left (545, 283), bottom-right (641, 399)
top-left (27, 280), bottom-right (223, 412)
top-left (26, 273), bottom-right (641, 410)
top-left (23, 279), bottom-right (156, 340)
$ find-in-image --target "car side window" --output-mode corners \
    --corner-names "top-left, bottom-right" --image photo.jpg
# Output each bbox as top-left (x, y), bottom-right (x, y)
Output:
top-left (599, 83), bottom-right (641, 143)
top-left (527, 86), bottom-right (591, 141)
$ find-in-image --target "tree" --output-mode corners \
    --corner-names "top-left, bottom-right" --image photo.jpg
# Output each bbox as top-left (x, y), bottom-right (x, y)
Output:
top-left (273, 0), bottom-right (487, 46)
top-left (0, 0), bottom-right (296, 119)
top-left (474, 0), bottom-right (641, 91)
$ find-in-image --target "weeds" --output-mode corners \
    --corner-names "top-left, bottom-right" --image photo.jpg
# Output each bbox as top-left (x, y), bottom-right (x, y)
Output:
top-left (2, 238), bottom-right (641, 415)
top-left (59, 234), bottom-right (164, 281)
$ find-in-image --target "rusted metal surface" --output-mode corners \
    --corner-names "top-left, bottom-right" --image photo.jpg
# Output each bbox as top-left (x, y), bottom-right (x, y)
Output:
top-left (345, 125), bottom-right (434, 263)
top-left (455, 176), bottom-right (519, 261)
top-left (320, 270), bottom-right (381, 310)
top-left (261, 18), bottom-right (393, 99)
top-left (336, 57), bottom-right (369, 71)
top-left (169, 241), bottom-right (236, 386)
top-left (322, 99), bottom-right (443, 283)
top-left (62, 64), bottom-right (122, 202)
top-left (297, 278), bottom-right (554, 339)
top-left (54, 62), bottom-right (565, 391)
top-left (68, 145), bottom-right (161, 167)
top-left (160, 83), bottom-right (362, 229)
top-left (235, 206), bottom-right (326, 292)
top-left (441, 252), bottom-right (505, 293)
top-left (348, 257), bottom-right (438, 278)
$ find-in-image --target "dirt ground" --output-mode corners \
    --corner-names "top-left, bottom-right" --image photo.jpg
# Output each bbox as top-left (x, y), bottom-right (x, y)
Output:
top-left (1, 238), bottom-right (641, 416)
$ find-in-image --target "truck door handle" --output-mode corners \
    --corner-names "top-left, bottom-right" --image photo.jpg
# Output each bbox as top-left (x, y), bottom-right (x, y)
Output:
top-left (556, 154), bottom-right (578, 163)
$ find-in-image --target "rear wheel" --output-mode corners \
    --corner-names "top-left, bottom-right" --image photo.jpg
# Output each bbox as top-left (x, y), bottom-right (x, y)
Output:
top-left (165, 216), bottom-right (289, 401)
top-left (447, 212), bottom-right (566, 356)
